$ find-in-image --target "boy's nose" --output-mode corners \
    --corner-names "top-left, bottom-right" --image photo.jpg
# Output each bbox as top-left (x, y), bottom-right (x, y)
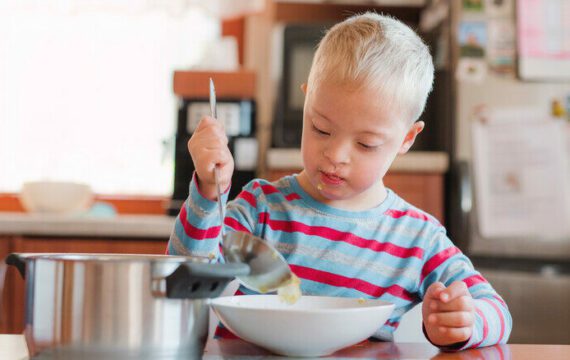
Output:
top-left (323, 142), bottom-right (350, 166)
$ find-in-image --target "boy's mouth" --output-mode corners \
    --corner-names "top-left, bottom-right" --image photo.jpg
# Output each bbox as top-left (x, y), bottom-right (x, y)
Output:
top-left (319, 171), bottom-right (345, 186)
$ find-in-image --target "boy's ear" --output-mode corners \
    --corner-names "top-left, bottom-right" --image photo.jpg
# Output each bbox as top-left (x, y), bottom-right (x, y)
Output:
top-left (300, 83), bottom-right (307, 94)
top-left (398, 121), bottom-right (424, 155)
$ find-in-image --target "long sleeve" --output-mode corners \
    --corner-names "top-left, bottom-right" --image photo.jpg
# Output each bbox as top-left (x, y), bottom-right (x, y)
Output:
top-left (167, 174), bottom-right (261, 259)
top-left (418, 230), bottom-right (512, 349)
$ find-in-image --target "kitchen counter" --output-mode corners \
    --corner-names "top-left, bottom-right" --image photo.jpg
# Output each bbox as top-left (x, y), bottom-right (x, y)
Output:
top-left (2, 336), bottom-right (570, 359)
top-left (267, 149), bottom-right (449, 173)
top-left (0, 212), bottom-right (175, 239)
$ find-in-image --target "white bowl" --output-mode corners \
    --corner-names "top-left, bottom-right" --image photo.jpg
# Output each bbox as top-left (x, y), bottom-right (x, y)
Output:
top-left (19, 181), bottom-right (94, 214)
top-left (210, 295), bottom-right (394, 357)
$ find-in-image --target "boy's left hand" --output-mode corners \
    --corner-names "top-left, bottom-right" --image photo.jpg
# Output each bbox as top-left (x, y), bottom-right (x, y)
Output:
top-left (422, 281), bottom-right (475, 347)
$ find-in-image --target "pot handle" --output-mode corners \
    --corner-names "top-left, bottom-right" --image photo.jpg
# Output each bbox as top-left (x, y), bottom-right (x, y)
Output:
top-left (164, 262), bottom-right (249, 299)
top-left (5, 253), bottom-right (26, 278)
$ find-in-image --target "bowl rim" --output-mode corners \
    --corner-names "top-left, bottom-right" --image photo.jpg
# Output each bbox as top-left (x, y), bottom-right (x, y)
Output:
top-left (210, 294), bottom-right (395, 314)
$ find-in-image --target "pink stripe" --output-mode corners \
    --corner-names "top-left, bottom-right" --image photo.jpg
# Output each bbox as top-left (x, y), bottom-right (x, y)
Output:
top-left (481, 298), bottom-right (505, 343)
top-left (285, 193), bottom-right (301, 201)
top-left (254, 183), bottom-right (300, 201)
top-left (493, 295), bottom-right (507, 308)
top-left (472, 307), bottom-right (489, 348)
top-left (180, 205), bottom-right (220, 239)
top-left (261, 184), bottom-right (280, 195)
top-left (258, 212), bottom-right (423, 259)
top-left (225, 217), bottom-right (251, 233)
top-left (290, 264), bottom-right (414, 301)
top-left (463, 274), bottom-right (488, 288)
top-left (385, 320), bottom-right (400, 328)
top-left (236, 190), bottom-right (256, 207)
top-left (259, 212), bottom-right (269, 225)
top-left (384, 208), bottom-right (441, 225)
top-left (420, 246), bottom-right (461, 283)
top-left (214, 326), bottom-right (240, 339)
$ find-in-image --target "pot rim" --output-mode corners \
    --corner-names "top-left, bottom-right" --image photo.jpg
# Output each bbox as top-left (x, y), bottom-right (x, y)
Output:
top-left (9, 252), bottom-right (214, 264)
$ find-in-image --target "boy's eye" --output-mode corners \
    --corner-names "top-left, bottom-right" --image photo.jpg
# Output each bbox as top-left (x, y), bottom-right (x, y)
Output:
top-left (312, 124), bottom-right (330, 136)
top-left (358, 142), bottom-right (378, 150)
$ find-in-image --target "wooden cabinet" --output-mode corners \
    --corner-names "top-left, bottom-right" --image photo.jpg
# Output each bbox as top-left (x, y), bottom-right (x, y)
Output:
top-left (0, 237), bottom-right (14, 334)
top-left (1, 236), bottom-right (168, 334)
top-left (383, 172), bottom-right (444, 222)
top-left (266, 170), bottom-right (444, 223)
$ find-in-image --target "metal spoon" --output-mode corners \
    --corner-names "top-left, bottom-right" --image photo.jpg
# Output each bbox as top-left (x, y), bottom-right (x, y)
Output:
top-left (209, 78), bottom-right (293, 293)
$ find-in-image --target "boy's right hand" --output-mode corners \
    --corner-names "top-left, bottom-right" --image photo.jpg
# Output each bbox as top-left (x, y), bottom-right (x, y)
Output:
top-left (187, 116), bottom-right (234, 201)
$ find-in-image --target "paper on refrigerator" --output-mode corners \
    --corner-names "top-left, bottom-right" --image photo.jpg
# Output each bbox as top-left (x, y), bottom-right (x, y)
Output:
top-left (472, 109), bottom-right (570, 240)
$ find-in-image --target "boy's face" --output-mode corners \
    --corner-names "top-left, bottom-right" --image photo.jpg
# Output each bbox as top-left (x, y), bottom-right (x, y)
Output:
top-left (298, 78), bottom-right (423, 210)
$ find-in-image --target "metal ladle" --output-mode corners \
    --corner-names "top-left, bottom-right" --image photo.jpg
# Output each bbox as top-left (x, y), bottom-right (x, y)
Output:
top-left (209, 78), bottom-right (293, 293)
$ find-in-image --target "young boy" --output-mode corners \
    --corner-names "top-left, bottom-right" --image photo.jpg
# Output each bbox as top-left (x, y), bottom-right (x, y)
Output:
top-left (168, 13), bottom-right (511, 350)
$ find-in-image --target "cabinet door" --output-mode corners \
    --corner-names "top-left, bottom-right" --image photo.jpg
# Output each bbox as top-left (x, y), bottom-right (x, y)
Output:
top-left (7, 237), bottom-right (168, 334)
top-left (384, 173), bottom-right (444, 222)
top-left (1, 237), bottom-right (14, 334)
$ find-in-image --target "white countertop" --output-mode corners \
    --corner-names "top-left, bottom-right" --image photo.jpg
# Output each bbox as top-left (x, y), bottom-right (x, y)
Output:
top-left (0, 335), bottom-right (28, 360)
top-left (267, 149), bottom-right (449, 173)
top-left (0, 213), bottom-right (175, 239)
top-left (0, 151), bottom-right (447, 239)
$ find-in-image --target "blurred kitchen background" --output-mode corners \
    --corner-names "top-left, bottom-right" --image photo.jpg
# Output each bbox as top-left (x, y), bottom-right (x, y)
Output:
top-left (1, 0), bottom-right (570, 345)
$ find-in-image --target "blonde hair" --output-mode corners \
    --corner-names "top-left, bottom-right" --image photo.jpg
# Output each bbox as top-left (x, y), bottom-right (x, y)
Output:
top-left (307, 12), bottom-right (434, 123)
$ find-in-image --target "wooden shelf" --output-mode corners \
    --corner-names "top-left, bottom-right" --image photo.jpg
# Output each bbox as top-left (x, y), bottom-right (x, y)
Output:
top-left (275, 2), bottom-right (422, 24)
top-left (173, 70), bottom-right (256, 99)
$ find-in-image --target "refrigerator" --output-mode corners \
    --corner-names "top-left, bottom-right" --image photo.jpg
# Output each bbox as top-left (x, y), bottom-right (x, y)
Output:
top-left (443, 0), bottom-right (570, 344)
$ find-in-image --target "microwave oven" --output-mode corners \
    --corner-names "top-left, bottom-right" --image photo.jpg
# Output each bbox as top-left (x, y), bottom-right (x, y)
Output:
top-left (272, 23), bottom-right (329, 148)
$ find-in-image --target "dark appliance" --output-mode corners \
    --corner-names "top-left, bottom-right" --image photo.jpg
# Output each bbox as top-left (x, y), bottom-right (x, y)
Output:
top-left (272, 23), bottom-right (327, 148)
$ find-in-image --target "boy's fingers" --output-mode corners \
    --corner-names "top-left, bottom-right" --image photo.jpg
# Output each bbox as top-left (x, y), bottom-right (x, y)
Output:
top-left (439, 281), bottom-right (469, 303)
top-left (194, 116), bottom-right (214, 131)
top-left (195, 116), bottom-right (226, 135)
top-left (429, 311), bottom-right (474, 328)
top-left (425, 282), bottom-right (446, 300)
top-left (436, 326), bottom-right (472, 344)
top-left (431, 295), bottom-right (474, 312)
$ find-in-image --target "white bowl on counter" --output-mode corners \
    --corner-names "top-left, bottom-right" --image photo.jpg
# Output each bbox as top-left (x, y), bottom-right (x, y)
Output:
top-left (210, 295), bottom-right (394, 357)
top-left (19, 181), bottom-right (94, 214)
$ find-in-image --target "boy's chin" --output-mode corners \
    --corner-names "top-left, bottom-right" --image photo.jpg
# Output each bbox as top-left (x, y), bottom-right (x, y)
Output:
top-left (314, 185), bottom-right (352, 202)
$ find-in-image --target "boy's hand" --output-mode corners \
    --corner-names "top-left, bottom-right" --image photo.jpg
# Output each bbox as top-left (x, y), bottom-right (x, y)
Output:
top-left (188, 116), bottom-right (234, 200)
top-left (422, 281), bottom-right (475, 347)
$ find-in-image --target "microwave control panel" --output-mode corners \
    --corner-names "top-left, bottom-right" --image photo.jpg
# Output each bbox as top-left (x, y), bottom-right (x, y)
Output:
top-left (186, 101), bottom-right (253, 137)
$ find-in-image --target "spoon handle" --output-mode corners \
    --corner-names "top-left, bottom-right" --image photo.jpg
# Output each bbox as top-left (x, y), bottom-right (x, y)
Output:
top-left (214, 166), bottom-right (226, 237)
top-left (210, 78), bottom-right (225, 238)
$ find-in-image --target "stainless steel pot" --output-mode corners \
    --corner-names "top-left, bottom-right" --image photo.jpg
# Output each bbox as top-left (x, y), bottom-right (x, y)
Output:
top-left (6, 253), bottom-right (249, 359)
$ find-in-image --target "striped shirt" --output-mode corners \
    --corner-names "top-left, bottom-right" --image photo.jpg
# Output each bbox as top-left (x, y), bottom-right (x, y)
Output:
top-left (168, 174), bottom-right (512, 349)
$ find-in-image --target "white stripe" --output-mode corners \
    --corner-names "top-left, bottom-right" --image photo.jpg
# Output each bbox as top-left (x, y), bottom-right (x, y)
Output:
top-left (187, 198), bottom-right (216, 218)
top-left (276, 243), bottom-right (421, 282)
top-left (170, 231), bottom-right (192, 255)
